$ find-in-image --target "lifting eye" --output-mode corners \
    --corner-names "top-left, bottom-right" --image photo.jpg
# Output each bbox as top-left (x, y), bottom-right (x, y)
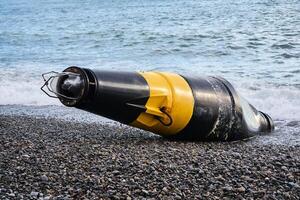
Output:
top-left (156, 107), bottom-right (173, 126)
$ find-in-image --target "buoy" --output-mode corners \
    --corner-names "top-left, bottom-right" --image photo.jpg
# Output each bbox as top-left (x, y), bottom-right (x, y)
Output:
top-left (41, 66), bottom-right (274, 141)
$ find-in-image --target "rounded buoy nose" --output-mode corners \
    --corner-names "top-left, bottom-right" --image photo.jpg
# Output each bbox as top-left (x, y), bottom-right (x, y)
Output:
top-left (58, 74), bottom-right (85, 99)
top-left (41, 67), bottom-right (89, 107)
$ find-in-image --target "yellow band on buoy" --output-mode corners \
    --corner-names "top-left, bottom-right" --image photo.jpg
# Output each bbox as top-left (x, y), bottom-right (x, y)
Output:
top-left (131, 72), bottom-right (194, 136)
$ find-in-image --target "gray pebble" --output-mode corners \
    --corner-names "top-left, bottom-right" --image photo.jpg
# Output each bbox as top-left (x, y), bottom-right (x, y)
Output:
top-left (40, 175), bottom-right (49, 182)
top-left (236, 186), bottom-right (246, 193)
top-left (30, 191), bottom-right (39, 198)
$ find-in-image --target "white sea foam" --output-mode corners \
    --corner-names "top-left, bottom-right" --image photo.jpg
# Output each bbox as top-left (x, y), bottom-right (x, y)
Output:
top-left (0, 68), bottom-right (61, 106)
top-left (236, 82), bottom-right (300, 121)
top-left (0, 77), bottom-right (61, 106)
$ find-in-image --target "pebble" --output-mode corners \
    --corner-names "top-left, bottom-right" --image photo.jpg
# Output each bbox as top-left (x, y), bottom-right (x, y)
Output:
top-left (142, 189), bottom-right (149, 195)
top-left (7, 193), bottom-right (15, 197)
top-left (216, 175), bottom-right (225, 182)
top-left (287, 182), bottom-right (300, 188)
top-left (236, 186), bottom-right (246, 193)
top-left (22, 154), bottom-right (30, 159)
top-left (40, 175), bottom-right (49, 182)
top-left (222, 186), bottom-right (233, 191)
top-left (162, 187), bottom-right (168, 193)
top-left (30, 191), bottom-right (39, 198)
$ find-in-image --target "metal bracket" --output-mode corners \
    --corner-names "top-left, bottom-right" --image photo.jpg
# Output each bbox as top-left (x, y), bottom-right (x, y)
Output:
top-left (40, 71), bottom-right (80, 100)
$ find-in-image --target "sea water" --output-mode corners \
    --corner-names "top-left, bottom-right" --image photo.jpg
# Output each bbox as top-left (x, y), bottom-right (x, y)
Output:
top-left (0, 0), bottom-right (299, 145)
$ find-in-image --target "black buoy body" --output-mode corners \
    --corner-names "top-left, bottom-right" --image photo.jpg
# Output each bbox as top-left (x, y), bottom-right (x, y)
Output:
top-left (42, 66), bottom-right (274, 141)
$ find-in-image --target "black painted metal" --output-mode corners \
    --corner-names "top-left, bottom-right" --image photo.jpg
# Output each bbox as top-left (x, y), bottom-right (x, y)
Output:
top-left (59, 67), bottom-right (150, 124)
top-left (174, 76), bottom-right (221, 140)
top-left (173, 75), bottom-right (274, 141)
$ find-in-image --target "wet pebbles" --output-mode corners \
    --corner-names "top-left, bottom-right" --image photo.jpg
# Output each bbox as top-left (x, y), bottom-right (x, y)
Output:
top-left (0, 115), bottom-right (299, 199)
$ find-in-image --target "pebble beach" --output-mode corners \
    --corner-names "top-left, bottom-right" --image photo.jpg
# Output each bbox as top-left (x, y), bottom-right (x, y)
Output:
top-left (0, 114), bottom-right (299, 199)
top-left (1, 0), bottom-right (300, 199)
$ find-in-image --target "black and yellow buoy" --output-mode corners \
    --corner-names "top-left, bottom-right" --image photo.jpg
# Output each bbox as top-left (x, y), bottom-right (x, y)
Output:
top-left (41, 66), bottom-right (274, 141)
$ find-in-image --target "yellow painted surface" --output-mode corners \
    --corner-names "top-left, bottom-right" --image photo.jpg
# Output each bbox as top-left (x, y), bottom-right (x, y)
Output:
top-left (131, 72), bottom-right (194, 136)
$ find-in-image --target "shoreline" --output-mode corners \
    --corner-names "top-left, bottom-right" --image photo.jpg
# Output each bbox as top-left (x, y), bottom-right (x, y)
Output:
top-left (1, 104), bottom-right (299, 146)
top-left (0, 115), bottom-right (299, 199)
